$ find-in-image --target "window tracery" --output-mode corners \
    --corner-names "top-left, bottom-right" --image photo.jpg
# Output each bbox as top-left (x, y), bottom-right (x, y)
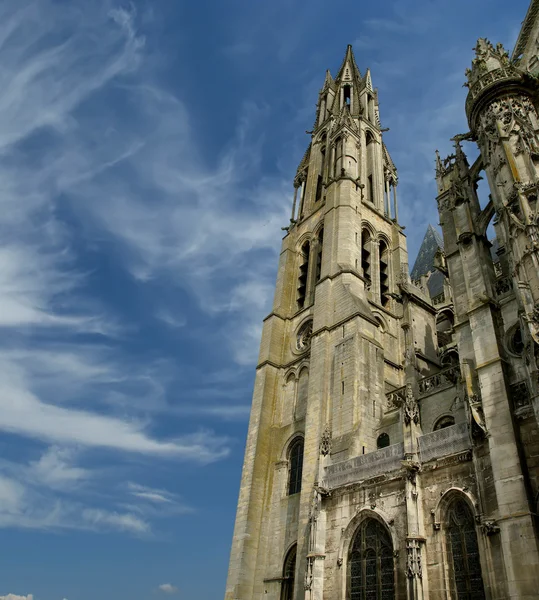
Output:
top-left (446, 498), bottom-right (486, 600)
top-left (349, 518), bottom-right (395, 600)
top-left (280, 544), bottom-right (297, 600)
top-left (288, 439), bottom-right (304, 495)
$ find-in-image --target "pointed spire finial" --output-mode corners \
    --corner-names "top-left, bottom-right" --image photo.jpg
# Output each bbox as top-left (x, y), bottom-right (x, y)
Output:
top-left (435, 150), bottom-right (443, 175)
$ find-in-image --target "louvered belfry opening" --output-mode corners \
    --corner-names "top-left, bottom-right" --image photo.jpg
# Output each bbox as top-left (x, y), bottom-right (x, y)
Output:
top-left (297, 241), bottom-right (310, 309)
top-left (379, 240), bottom-right (389, 307)
top-left (362, 229), bottom-right (371, 288)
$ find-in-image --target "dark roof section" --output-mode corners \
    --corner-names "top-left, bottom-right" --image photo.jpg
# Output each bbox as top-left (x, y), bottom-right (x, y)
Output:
top-left (427, 270), bottom-right (445, 298)
top-left (410, 224), bottom-right (444, 281)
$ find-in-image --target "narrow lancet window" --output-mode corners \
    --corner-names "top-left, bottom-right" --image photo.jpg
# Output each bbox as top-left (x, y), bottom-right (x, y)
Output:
top-left (280, 545), bottom-right (297, 600)
top-left (288, 439), bottom-right (304, 495)
top-left (362, 230), bottom-right (371, 287)
top-left (379, 240), bottom-right (389, 307)
top-left (343, 85), bottom-right (351, 107)
top-left (297, 241), bottom-right (310, 310)
top-left (315, 228), bottom-right (324, 282)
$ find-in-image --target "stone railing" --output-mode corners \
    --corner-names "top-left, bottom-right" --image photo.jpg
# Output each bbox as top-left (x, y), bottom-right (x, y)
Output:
top-left (386, 386), bottom-right (406, 411)
top-left (432, 292), bottom-right (445, 306)
top-left (418, 422), bottom-right (471, 463)
top-left (418, 365), bottom-right (459, 397)
top-left (466, 66), bottom-right (521, 112)
top-left (322, 443), bottom-right (404, 490)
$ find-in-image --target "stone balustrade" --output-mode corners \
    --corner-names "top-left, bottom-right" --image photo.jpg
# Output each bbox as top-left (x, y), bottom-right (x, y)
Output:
top-left (418, 422), bottom-right (471, 463)
top-left (418, 365), bottom-right (459, 396)
top-left (322, 443), bottom-right (404, 490)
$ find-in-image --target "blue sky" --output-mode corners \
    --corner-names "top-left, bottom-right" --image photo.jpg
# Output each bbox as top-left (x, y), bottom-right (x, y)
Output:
top-left (0, 1), bottom-right (529, 599)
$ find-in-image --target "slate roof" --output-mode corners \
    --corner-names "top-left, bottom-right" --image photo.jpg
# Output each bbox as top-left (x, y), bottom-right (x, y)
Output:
top-left (410, 224), bottom-right (444, 281)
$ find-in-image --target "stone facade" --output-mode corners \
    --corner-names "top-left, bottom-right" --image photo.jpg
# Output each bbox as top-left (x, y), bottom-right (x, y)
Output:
top-left (225, 4), bottom-right (539, 598)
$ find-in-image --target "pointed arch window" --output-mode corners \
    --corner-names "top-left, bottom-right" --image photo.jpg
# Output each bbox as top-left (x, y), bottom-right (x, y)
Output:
top-left (366, 132), bottom-right (375, 204)
top-left (362, 229), bottom-right (372, 288)
top-left (281, 544), bottom-right (297, 600)
top-left (379, 240), bottom-right (389, 307)
top-left (317, 136), bottom-right (327, 201)
top-left (343, 85), bottom-right (351, 107)
top-left (297, 241), bottom-right (311, 310)
top-left (315, 227), bottom-right (324, 282)
top-left (349, 518), bottom-right (395, 600)
top-left (446, 498), bottom-right (486, 600)
top-left (288, 439), bottom-right (304, 495)
top-left (335, 136), bottom-right (343, 177)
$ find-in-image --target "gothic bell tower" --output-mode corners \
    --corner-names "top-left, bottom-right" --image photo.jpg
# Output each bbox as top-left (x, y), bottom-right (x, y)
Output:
top-left (225, 46), bottom-right (411, 600)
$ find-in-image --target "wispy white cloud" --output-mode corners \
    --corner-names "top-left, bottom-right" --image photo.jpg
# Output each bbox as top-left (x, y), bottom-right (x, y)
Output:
top-left (158, 584), bottom-right (179, 595)
top-left (0, 450), bottom-right (195, 535)
top-left (0, 595), bottom-right (33, 600)
top-left (0, 356), bottom-right (229, 459)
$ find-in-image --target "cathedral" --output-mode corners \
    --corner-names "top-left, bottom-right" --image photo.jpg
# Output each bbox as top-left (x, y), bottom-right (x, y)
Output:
top-left (225, 1), bottom-right (539, 599)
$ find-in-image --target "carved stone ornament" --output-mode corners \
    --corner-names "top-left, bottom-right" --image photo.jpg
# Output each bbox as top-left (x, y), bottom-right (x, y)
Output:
top-left (319, 423), bottom-right (332, 456)
top-left (404, 383), bottom-right (420, 425)
top-left (304, 556), bottom-right (314, 591)
top-left (482, 520), bottom-right (500, 536)
top-left (296, 320), bottom-right (313, 351)
top-left (406, 539), bottom-right (423, 579)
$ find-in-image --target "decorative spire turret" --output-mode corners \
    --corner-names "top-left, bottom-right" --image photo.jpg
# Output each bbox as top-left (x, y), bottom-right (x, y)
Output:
top-left (464, 38), bottom-right (526, 131)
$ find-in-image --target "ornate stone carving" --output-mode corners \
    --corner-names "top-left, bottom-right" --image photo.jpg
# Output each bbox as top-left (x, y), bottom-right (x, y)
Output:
top-left (482, 520), bottom-right (500, 536)
top-left (418, 365), bottom-right (460, 396)
top-left (403, 460), bottom-right (421, 486)
top-left (494, 276), bottom-right (512, 296)
top-left (319, 423), bottom-right (332, 456)
top-left (296, 320), bottom-right (313, 351)
top-left (404, 383), bottom-right (420, 425)
top-left (406, 538), bottom-right (423, 579)
top-left (511, 381), bottom-right (533, 419)
top-left (304, 556), bottom-right (314, 591)
top-left (386, 385), bottom-right (406, 410)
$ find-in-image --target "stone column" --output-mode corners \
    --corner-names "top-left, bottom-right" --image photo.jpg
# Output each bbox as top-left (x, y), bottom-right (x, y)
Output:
top-left (401, 293), bottom-right (427, 600)
top-left (291, 186), bottom-right (298, 222)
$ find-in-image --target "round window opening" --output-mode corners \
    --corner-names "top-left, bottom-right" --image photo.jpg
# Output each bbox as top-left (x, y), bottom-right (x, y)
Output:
top-left (296, 320), bottom-right (313, 351)
top-left (509, 325), bottom-right (524, 356)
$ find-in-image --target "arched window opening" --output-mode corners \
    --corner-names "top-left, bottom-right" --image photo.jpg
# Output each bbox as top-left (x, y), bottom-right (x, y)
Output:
top-left (446, 498), bottom-right (486, 600)
top-left (441, 349), bottom-right (459, 368)
top-left (509, 324), bottom-right (524, 356)
top-left (366, 132), bottom-right (375, 204)
top-left (362, 230), bottom-right (372, 288)
top-left (377, 433), bottom-right (390, 449)
top-left (379, 241), bottom-right (389, 307)
top-left (349, 518), bottom-right (395, 600)
top-left (367, 95), bottom-right (375, 123)
top-left (297, 242), bottom-right (311, 310)
top-left (433, 415), bottom-right (455, 431)
top-left (335, 137), bottom-right (343, 177)
top-left (343, 85), bottom-right (351, 107)
top-left (315, 228), bottom-right (324, 282)
top-left (288, 439), bottom-right (304, 495)
top-left (316, 145), bottom-right (326, 202)
top-left (436, 310), bottom-right (454, 347)
top-left (281, 544), bottom-right (297, 600)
